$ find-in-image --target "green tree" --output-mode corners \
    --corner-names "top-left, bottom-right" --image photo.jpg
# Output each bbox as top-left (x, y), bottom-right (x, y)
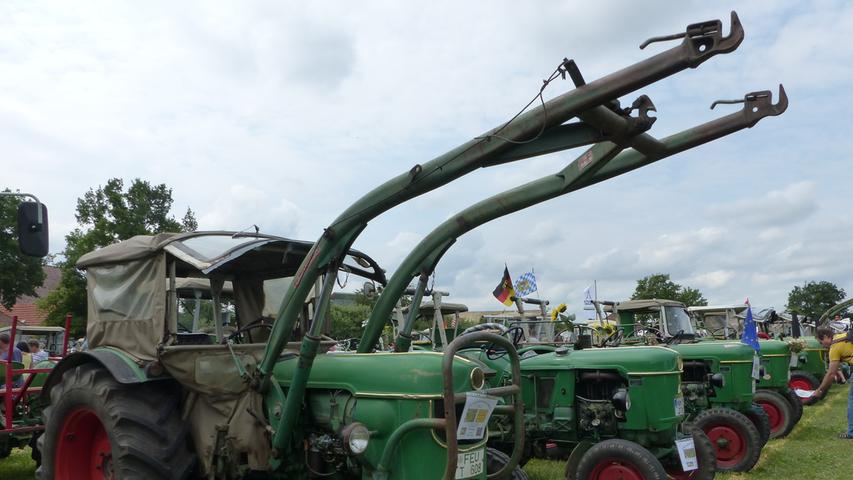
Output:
top-left (631, 273), bottom-right (708, 306)
top-left (0, 191), bottom-right (46, 309)
top-left (39, 179), bottom-right (196, 331)
top-left (786, 281), bottom-right (846, 320)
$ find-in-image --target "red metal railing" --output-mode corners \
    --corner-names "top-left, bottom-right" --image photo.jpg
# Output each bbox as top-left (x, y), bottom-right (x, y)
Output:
top-left (1, 314), bottom-right (71, 434)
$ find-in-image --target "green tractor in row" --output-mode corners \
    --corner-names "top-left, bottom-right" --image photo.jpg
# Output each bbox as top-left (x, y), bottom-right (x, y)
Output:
top-left (610, 300), bottom-right (767, 472)
top-left (687, 304), bottom-right (829, 404)
top-left (688, 305), bottom-right (803, 433)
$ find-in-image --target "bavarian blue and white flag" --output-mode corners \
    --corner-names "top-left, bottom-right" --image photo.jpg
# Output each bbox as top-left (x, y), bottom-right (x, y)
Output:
top-left (741, 298), bottom-right (761, 353)
top-left (514, 272), bottom-right (537, 297)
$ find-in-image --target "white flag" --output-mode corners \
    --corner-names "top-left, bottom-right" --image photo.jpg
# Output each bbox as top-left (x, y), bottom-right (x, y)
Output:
top-left (583, 283), bottom-right (596, 320)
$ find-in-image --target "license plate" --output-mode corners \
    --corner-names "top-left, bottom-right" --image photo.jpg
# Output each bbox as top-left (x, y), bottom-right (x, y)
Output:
top-left (456, 449), bottom-right (485, 479)
top-left (674, 396), bottom-right (685, 416)
top-left (675, 437), bottom-right (699, 471)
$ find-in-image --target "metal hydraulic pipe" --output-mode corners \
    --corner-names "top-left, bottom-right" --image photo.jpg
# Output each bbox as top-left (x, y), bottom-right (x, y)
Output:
top-left (260, 13), bottom-right (746, 455)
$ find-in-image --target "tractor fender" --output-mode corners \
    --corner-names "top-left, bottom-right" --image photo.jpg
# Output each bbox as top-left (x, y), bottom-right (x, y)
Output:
top-left (40, 348), bottom-right (160, 400)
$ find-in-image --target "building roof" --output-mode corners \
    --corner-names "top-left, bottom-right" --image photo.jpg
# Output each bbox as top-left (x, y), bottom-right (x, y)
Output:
top-left (0, 265), bottom-right (61, 327)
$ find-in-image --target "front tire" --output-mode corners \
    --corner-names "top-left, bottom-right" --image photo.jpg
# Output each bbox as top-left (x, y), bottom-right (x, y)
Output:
top-left (663, 427), bottom-right (716, 480)
top-left (692, 407), bottom-right (761, 472)
top-left (754, 389), bottom-right (795, 439)
top-left (743, 404), bottom-right (771, 447)
top-left (36, 364), bottom-right (195, 480)
top-left (486, 447), bottom-right (530, 480)
top-left (575, 439), bottom-right (667, 480)
top-left (782, 388), bottom-right (804, 426)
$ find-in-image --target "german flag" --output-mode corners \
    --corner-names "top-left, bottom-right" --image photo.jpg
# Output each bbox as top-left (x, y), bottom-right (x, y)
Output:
top-left (492, 267), bottom-right (516, 307)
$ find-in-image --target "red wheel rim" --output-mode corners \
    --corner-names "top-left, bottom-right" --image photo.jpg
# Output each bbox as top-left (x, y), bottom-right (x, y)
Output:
top-left (55, 407), bottom-right (114, 480)
top-left (589, 457), bottom-right (645, 480)
top-left (705, 425), bottom-right (746, 469)
top-left (757, 400), bottom-right (784, 433)
top-left (789, 378), bottom-right (813, 391)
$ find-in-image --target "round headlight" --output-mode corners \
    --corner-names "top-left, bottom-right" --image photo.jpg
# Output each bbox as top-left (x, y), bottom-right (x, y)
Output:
top-left (342, 422), bottom-right (370, 455)
top-left (611, 388), bottom-right (631, 411)
top-left (470, 367), bottom-right (485, 391)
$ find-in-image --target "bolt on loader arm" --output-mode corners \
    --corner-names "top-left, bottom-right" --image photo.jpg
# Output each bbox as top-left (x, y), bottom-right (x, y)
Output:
top-left (360, 86), bottom-right (787, 352)
top-left (256, 12), bottom-right (747, 458)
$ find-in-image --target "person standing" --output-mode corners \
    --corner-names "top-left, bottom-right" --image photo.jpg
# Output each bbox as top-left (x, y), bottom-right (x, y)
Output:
top-left (814, 326), bottom-right (853, 438)
top-left (0, 333), bottom-right (24, 388)
top-left (28, 339), bottom-right (49, 363)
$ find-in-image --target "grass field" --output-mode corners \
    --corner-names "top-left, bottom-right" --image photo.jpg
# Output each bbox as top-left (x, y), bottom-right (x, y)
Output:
top-left (1, 387), bottom-right (848, 479)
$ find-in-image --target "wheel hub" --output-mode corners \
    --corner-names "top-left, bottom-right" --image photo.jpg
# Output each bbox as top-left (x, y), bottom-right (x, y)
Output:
top-left (55, 407), bottom-right (115, 480)
top-left (706, 424), bottom-right (745, 467)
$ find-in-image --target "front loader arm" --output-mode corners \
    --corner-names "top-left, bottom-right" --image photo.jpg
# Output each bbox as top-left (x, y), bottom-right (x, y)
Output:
top-left (361, 86), bottom-right (787, 352)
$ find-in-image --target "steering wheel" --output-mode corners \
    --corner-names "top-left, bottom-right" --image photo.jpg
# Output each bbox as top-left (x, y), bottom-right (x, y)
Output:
top-left (226, 317), bottom-right (274, 344)
top-left (599, 328), bottom-right (624, 348)
top-left (665, 329), bottom-right (684, 345)
top-left (485, 326), bottom-right (526, 360)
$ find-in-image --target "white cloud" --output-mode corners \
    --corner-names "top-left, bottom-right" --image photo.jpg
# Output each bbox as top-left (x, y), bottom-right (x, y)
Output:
top-left (1, 1), bottom-right (850, 321)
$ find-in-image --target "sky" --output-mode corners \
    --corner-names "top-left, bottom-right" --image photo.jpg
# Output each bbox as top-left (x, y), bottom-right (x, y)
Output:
top-left (2, 1), bottom-right (851, 319)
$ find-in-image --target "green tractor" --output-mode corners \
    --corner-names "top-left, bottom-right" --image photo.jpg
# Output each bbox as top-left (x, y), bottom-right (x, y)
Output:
top-left (34, 232), bottom-right (525, 479)
top-left (612, 300), bottom-right (767, 472)
top-left (688, 305), bottom-right (803, 435)
top-left (406, 299), bottom-right (712, 479)
top-left (689, 304), bottom-right (830, 400)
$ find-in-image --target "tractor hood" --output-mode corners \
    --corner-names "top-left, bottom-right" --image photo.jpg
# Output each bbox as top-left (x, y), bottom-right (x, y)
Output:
top-left (520, 346), bottom-right (681, 376)
top-left (758, 339), bottom-right (790, 356)
top-left (272, 351), bottom-right (481, 398)
top-left (670, 341), bottom-right (754, 363)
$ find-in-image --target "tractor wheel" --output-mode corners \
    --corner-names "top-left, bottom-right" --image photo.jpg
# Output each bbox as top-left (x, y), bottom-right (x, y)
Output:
top-left (574, 439), bottom-right (667, 480)
top-left (782, 388), bottom-right (804, 426)
top-left (789, 370), bottom-right (819, 391)
top-left (692, 407), bottom-right (761, 472)
top-left (662, 427), bottom-right (716, 480)
top-left (754, 390), bottom-right (794, 439)
top-left (36, 364), bottom-right (195, 480)
top-left (0, 432), bottom-right (11, 459)
top-left (743, 404), bottom-right (771, 447)
top-left (486, 447), bottom-right (530, 480)
top-left (29, 432), bottom-right (42, 465)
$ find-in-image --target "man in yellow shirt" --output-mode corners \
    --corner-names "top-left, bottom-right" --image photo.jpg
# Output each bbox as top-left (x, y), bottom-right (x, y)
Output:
top-left (815, 327), bottom-right (853, 438)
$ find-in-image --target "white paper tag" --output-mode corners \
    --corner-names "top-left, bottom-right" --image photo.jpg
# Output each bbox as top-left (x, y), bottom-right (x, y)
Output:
top-left (789, 352), bottom-right (799, 368)
top-left (455, 448), bottom-right (485, 479)
top-left (674, 396), bottom-right (685, 417)
top-left (751, 356), bottom-right (761, 380)
top-left (794, 388), bottom-right (816, 399)
top-left (675, 437), bottom-right (699, 471)
top-left (457, 393), bottom-right (499, 440)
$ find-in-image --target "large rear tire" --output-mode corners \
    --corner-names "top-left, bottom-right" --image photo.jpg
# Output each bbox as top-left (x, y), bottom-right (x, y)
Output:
top-left (575, 439), bottom-right (667, 480)
top-left (743, 404), bottom-right (771, 447)
top-left (486, 447), bottom-right (530, 480)
top-left (36, 364), bottom-right (195, 480)
top-left (692, 407), bottom-right (761, 472)
top-left (754, 389), bottom-right (795, 439)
